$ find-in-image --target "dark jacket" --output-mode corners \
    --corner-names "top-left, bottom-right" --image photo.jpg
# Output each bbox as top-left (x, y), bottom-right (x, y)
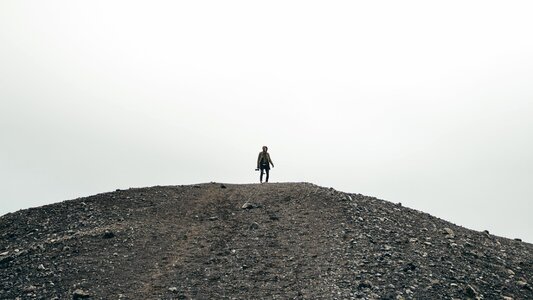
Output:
top-left (257, 152), bottom-right (274, 168)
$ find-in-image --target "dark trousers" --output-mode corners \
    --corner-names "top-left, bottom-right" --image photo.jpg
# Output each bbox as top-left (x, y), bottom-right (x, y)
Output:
top-left (260, 164), bottom-right (270, 182)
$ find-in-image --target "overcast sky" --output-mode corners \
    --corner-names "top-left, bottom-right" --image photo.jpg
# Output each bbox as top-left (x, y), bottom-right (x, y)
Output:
top-left (1, 1), bottom-right (532, 242)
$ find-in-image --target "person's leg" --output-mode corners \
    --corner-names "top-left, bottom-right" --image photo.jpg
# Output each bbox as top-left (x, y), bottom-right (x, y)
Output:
top-left (260, 169), bottom-right (264, 183)
top-left (265, 168), bottom-right (270, 182)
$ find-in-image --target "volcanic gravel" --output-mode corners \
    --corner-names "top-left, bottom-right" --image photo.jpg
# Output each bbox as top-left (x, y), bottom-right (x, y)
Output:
top-left (0, 182), bottom-right (531, 299)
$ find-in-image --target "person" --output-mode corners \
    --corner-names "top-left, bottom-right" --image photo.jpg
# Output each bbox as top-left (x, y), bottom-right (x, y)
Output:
top-left (257, 146), bottom-right (274, 183)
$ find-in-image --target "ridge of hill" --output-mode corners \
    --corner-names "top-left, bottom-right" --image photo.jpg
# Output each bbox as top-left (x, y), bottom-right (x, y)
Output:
top-left (1, 182), bottom-right (532, 299)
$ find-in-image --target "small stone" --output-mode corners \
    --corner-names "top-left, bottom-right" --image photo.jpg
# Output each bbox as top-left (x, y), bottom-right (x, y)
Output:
top-left (208, 216), bottom-right (218, 221)
top-left (168, 287), bottom-right (178, 292)
top-left (23, 285), bottom-right (37, 292)
top-left (72, 289), bottom-right (90, 299)
top-left (442, 228), bottom-right (455, 238)
top-left (220, 184), bottom-right (227, 189)
top-left (102, 230), bottom-right (115, 239)
top-left (507, 269), bottom-right (515, 276)
top-left (514, 238), bottom-right (522, 242)
top-left (269, 213), bottom-right (280, 220)
top-left (249, 222), bottom-right (260, 230)
top-left (502, 296), bottom-right (513, 300)
top-left (464, 284), bottom-right (478, 298)
top-left (403, 262), bottom-right (416, 272)
top-left (357, 280), bottom-right (372, 289)
top-left (38, 264), bottom-right (46, 270)
top-left (241, 202), bottom-right (257, 209)
top-left (517, 280), bottom-right (527, 287)
top-left (0, 251), bottom-right (9, 256)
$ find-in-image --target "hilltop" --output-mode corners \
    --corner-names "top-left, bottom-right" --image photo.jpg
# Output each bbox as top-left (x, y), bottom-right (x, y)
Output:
top-left (1, 182), bottom-right (531, 299)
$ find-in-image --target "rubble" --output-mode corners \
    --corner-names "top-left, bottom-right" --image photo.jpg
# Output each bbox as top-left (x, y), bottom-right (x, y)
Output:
top-left (0, 182), bottom-right (531, 299)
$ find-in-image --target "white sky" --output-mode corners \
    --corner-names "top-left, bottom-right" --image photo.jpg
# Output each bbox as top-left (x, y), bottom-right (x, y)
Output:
top-left (1, 1), bottom-right (532, 242)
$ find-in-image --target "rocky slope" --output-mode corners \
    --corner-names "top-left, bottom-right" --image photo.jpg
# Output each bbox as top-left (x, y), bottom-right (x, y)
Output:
top-left (0, 182), bottom-right (531, 299)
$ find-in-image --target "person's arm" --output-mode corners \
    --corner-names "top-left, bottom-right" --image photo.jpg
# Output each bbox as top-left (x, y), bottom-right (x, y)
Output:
top-left (257, 153), bottom-right (261, 168)
top-left (268, 153), bottom-right (274, 168)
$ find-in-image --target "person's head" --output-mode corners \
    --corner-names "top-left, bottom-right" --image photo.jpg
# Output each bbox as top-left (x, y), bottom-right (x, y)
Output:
top-left (262, 146), bottom-right (268, 152)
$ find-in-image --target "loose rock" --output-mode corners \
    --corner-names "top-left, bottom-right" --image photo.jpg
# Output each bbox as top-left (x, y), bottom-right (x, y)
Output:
top-left (241, 202), bottom-right (258, 209)
top-left (102, 230), bottom-right (115, 239)
top-left (72, 289), bottom-right (90, 299)
top-left (0, 182), bottom-right (532, 299)
top-left (464, 284), bottom-right (478, 298)
top-left (249, 222), bottom-right (260, 230)
top-left (442, 227), bottom-right (455, 238)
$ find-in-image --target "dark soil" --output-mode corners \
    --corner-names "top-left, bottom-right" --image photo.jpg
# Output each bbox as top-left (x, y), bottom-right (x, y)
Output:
top-left (0, 182), bottom-right (531, 299)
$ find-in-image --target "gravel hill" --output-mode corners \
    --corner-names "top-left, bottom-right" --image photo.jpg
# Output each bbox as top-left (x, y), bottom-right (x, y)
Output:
top-left (0, 182), bottom-right (532, 299)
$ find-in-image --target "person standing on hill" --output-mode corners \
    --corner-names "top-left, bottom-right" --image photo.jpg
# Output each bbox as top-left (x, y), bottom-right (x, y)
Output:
top-left (257, 146), bottom-right (274, 183)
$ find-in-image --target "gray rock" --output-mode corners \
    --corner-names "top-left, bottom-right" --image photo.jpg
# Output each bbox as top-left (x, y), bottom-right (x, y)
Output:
top-left (72, 289), bottom-right (90, 299)
top-left (269, 213), bottom-right (279, 220)
top-left (102, 230), bottom-right (115, 239)
top-left (381, 245), bottom-right (392, 251)
top-left (23, 285), bottom-right (37, 292)
top-left (442, 228), bottom-right (455, 238)
top-left (464, 284), bottom-right (478, 298)
top-left (403, 262), bottom-right (417, 272)
top-left (357, 280), bottom-right (372, 289)
top-left (249, 222), bottom-right (260, 230)
top-left (241, 202), bottom-right (258, 209)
